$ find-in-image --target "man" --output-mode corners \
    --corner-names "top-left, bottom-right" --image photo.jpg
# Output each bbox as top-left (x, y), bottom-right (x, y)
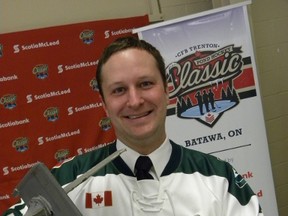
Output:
top-left (4, 36), bottom-right (263, 215)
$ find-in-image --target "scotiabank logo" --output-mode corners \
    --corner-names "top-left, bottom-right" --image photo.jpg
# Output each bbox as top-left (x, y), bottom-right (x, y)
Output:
top-left (167, 44), bottom-right (255, 127)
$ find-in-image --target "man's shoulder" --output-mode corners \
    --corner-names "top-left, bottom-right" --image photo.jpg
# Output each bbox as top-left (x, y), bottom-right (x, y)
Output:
top-left (170, 140), bottom-right (232, 177)
top-left (170, 139), bottom-right (220, 160)
top-left (51, 142), bottom-right (116, 185)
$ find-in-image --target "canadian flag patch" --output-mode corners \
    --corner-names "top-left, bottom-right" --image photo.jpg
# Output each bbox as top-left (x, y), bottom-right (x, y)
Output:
top-left (85, 191), bottom-right (113, 208)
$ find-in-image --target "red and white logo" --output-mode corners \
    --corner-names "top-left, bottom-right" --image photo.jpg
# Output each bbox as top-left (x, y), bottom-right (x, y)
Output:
top-left (85, 191), bottom-right (112, 208)
top-left (167, 44), bottom-right (256, 127)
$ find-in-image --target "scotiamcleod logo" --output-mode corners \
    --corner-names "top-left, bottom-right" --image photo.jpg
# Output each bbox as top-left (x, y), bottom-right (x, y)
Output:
top-left (3, 167), bottom-right (9, 175)
top-left (14, 40), bottom-right (60, 53)
top-left (12, 137), bottom-right (29, 152)
top-left (32, 64), bottom-right (49, 80)
top-left (44, 107), bottom-right (59, 122)
top-left (0, 94), bottom-right (17, 109)
top-left (79, 30), bottom-right (95, 45)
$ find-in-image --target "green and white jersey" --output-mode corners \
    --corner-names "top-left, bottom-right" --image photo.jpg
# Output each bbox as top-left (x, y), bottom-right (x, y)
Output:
top-left (4, 140), bottom-right (263, 216)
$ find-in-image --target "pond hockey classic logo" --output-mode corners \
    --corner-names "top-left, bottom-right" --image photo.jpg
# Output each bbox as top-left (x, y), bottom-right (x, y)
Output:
top-left (167, 44), bottom-right (255, 127)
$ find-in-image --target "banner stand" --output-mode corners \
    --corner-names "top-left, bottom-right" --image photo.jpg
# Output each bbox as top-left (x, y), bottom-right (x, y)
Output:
top-left (134, 2), bottom-right (278, 215)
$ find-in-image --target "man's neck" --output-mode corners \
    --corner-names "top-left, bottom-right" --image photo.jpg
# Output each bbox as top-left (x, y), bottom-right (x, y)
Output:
top-left (117, 134), bottom-right (167, 155)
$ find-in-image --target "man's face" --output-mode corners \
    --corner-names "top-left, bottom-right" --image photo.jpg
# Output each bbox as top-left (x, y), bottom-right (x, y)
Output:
top-left (101, 48), bottom-right (168, 149)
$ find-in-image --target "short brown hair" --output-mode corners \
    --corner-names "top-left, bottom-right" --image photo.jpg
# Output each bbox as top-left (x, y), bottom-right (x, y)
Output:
top-left (96, 36), bottom-right (166, 98)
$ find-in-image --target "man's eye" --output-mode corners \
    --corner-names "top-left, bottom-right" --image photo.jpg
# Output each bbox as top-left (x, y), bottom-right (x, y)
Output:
top-left (112, 87), bottom-right (125, 95)
top-left (140, 81), bottom-right (153, 88)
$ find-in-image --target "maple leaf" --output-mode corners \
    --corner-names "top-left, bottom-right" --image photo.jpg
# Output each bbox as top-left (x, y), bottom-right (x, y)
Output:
top-left (93, 194), bottom-right (103, 206)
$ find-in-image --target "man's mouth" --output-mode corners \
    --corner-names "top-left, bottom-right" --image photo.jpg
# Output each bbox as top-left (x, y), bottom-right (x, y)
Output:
top-left (126, 111), bottom-right (152, 119)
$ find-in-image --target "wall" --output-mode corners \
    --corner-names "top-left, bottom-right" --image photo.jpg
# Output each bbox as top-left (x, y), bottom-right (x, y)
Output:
top-left (212, 1), bottom-right (288, 215)
top-left (0, 0), bottom-right (148, 33)
top-left (250, 1), bottom-right (288, 216)
top-left (1, 0), bottom-right (287, 215)
top-left (158, 0), bottom-right (212, 20)
top-left (214, 0), bottom-right (288, 215)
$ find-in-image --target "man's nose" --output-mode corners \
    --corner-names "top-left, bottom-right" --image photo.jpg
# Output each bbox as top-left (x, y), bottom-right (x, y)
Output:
top-left (127, 88), bottom-right (144, 108)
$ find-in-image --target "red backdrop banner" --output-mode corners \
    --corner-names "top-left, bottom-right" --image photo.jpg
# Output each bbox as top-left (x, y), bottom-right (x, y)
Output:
top-left (0, 15), bottom-right (149, 213)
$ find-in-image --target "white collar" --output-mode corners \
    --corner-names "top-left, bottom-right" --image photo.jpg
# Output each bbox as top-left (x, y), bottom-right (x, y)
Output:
top-left (116, 137), bottom-right (172, 179)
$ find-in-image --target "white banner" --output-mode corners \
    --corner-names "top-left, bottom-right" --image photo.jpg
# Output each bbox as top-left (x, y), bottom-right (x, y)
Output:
top-left (135, 2), bottom-right (278, 215)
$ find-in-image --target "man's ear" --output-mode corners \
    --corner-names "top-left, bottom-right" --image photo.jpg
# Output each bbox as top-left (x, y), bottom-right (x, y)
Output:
top-left (165, 86), bottom-right (170, 105)
top-left (100, 95), bottom-right (109, 117)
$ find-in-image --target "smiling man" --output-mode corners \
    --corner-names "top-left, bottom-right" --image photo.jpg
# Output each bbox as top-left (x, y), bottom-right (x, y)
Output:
top-left (4, 36), bottom-right (264, 216)
top-left (99, 43), bottom-right (168, 155)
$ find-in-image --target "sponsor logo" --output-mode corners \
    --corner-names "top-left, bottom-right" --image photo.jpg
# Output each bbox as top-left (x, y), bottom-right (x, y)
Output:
top-left (12, 137), bottom-right (29, 152)
top-left (90, 78), bottom-right (99, 91)
top-left (80, 30), bottom-right (95, 44)
top-left (38, 129), bottom-right (80, 145)
top-left (54, 149), bottom-right (70, 163)
top-left (0, 118), bottom-right (30, 129)
top-left (104, 28), bottom-right (133, 39)
top-left (58, 61), bottom-right (97, 73)
top-left (0, 94), bottom-right (17, 109)
top-left (167, 44), bottom-right (255, 127)
top-left (0, 74), bottom-right (18, 83)
top-left (44, 107), bottom-right (59, 122)
top-left (33, 64), bottom-right (49, 80)
top-left (257, 190), bottom-right (263, 197)
top-left (242, 171), bottom-right (254, 179)
top-left (27, 88), bottom-right (71, 103)
top-left (3, 162), bottom-right (38, 176)
top-left (77, 141), bottom-right (114, 155)
top-left (2, 167), bottom-right (9, 176)
top-left (13, 40), bottom-right (60, 53)
top-left (0, 194), bottom-right (10, 200)
top-left (0, 44), bottom-right (3, 57)
top-left (99, 117), bottom-right (112, 131)
top-left (67, 103), bottom-right (102, 115)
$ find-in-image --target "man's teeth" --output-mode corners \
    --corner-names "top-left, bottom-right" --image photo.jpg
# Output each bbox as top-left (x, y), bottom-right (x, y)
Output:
top-left (128, 112), bottom-right (149, 119)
